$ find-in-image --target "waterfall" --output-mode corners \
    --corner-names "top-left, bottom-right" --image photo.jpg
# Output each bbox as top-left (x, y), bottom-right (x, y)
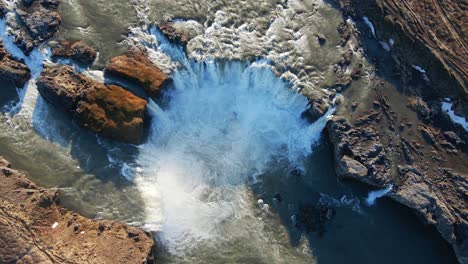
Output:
top-left (366, 184), bottom-right (393, 206)
top-left (135, 28), bottom-right (333, 254)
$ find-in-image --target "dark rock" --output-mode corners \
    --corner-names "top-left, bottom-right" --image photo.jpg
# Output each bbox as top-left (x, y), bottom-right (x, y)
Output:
top-left (418, 124), bottom-right (436, 145)
top-left (443, 131), bottom-right (465, 146)
top-left (17, 6), bottom-right (61, 42)
top-left (302, 99), bottom-right (328, 123)
top-left (52, 40), bottom-right (97, 65)
top-left (0, 1), bottom-right (7, 18)
top-left (337, 155), bottom-right (368, 179)
top-left (160, 24), bottom-right (188, 45)
top-left (10, 0), bottom-right (61, 54)
top-left (0, 41), bottom-right (31, 87)
top-left (296, 203), bottom-right (335, 236)
top-left (37, 65), bottom-right (90, 111)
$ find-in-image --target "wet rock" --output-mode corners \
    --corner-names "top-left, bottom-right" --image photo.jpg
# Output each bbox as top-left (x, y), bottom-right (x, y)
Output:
top-left (17, 5), bottom-right (61, 43)
top-left (160, 24), bottom-right (188, 45)
top-left (106, 49), bottom-right (170, 98)
top-left (0, 157), bottom-right (155, 264)
top-left (76, 84), bottom-right (147, 145)
top-left (0, 41), bottom-right (31, 87)
top-left (301, 99), bottom-right (328, 123)
top-left (8, 0), bottom-right (61, 55)
top-left (0, 2), bottom-right (7, 18)
top-left (51, 40), bottom-right (97, 65)
top-left (296, 203), bottom-right (335, 236)
top-left (37, 65), bottom-right (90, 111)
top-left (37, 65), bottom-right (148, 144)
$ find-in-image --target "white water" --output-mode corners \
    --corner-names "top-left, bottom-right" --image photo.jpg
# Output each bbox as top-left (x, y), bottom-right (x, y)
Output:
top-left (135, 30), bottom-right (333, 256)
top-left (366, 184), bottom-right (393, 206)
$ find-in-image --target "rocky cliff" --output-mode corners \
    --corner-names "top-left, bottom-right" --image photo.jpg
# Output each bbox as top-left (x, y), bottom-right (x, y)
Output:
top-left (327, 1), bottom-right (468, 262)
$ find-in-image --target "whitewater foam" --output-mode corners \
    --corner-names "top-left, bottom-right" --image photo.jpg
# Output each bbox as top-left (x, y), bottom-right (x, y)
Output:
top-left (135, 28), bottom-right (333, 255)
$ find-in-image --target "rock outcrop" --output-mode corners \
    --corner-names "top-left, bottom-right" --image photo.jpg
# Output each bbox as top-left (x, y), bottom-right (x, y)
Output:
top-left (37, 65), bottom-right (147, 144)
top-left (0, 41), bottom-right (31, 87)
top-left (52, 40), bottom-right (97, 65)
top-left (338, 0), bottom-right (468, 117)
top-left (5, 0), bottom-right (61, 55)
top-left (0, 156), bottom-right (155, 264)
top-left (326, 85), bottom-right (468, 263)
top-left (37, 65), bottom-right (90, 111)
top-left (106, 50), bottom-right (169, 98)
top-left (76, 84), bottom-right (147, 144)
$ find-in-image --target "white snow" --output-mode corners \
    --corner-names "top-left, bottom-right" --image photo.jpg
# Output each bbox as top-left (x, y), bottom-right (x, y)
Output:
top-left (363, 17), bottom-right (376, 37)
top-left (442, 100), bottom-right (468, 131)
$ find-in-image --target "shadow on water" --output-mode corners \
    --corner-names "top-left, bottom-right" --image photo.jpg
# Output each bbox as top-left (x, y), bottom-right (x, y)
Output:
top-left (252, 137), bottom-right (458, 264)
top-left (0, 79), bottom-right (19, 111)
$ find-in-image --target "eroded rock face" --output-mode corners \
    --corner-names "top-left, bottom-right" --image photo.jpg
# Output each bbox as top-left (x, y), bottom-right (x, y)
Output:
top-left (37, 65), bottom-right (90, 111)
top-left (0, 41), bottom-right (31, 87)
top-left (76, 84), bottom-right (147, 144)
top-left (326, 87), bottom-right (468, 263)
top-left (37, 65), bottom-right (148, 144)
top-left (106, 49), bottom-right (170, 98)
top-left (0, 156), bottom-right (155, 264)
top-left (52, 40), bottom-right (97, 65)
top-left (5, 0), bottom-right (61, 55)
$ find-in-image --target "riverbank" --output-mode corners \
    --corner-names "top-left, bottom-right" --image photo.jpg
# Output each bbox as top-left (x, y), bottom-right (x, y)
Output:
top-left (0, 156), bottom-right (155, 264)
top-left (326, 1), bottom-right (468, 262)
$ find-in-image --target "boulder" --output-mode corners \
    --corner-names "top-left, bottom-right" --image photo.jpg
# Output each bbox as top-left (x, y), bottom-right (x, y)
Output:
top-left (37, 65), bottom-right (148, 144)
top-left (7, 0), bottom-right (61, 55)
top-left (106, 49), bottom-right (169, 97)
top-left (160, 24), bottom-right (188, 44)
top-left (37, 65), bottom-right (90, 111)
top-left (52, 40), bottom-right (97, 65)
top-left (0, 41), bottom-right (31, 87)
top-left (336, 155), bottom-right (368, 179)
top-left (0, 157), bottom-right (155, 264)
top-left (301, 99), bottom-right (328, 123)
top-left (17, 5), bottom-right (61, 42)
top-left (76, 84), bottom-right (147, 144)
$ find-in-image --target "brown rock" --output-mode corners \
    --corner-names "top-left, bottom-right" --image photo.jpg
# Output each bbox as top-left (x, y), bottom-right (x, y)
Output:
top-left (0, 41), bottom-right (31, 87)
top-left (37, 65), bottom-right (148, 144)
top-left (336, 155), bottom-right (368, 179)
top-left (76, 84), bottom-right (147, 144)
top-left (0, 156), bottom-right (155, 264)
top-left (160, 24), bottom-right (188, 44)
top-left (106, 49), bottom-right (170, 97)
top-left (52, 40), bottom-right (97, 65)
top-left (37, 65), bottom-right (90, 111)
top-left (302, 99), bottom-right (329, 123)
